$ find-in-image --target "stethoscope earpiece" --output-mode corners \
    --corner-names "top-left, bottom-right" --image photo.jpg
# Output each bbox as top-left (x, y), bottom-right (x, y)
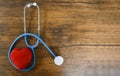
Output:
top-left (8, 2), bottom-right (64, 72)
top-left (26, 2), bottom-right (37, 8)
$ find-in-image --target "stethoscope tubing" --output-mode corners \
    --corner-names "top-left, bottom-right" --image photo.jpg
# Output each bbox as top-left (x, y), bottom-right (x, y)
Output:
top-left (8, 33), bottom-right (57, 72)
top-left (8, 3), bottom-right (63, 72)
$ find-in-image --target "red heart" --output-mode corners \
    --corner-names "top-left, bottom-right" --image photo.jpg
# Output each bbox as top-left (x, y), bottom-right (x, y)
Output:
top-left (10, 48), bottom-right (32, 70)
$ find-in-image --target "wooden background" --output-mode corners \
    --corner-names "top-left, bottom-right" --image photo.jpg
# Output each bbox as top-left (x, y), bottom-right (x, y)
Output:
top-left (0, 0), bottom-right (120, 76)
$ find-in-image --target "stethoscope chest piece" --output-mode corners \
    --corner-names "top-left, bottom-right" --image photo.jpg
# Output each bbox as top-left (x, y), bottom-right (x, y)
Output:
top-left (54, 56), bottom-right (64, 65)
top-left (8, 2), bottom-right (64, 72)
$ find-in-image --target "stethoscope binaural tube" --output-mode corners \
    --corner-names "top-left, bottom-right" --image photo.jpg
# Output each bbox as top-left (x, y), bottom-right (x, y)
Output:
top-left (24, 2), bottom-right (40, 49)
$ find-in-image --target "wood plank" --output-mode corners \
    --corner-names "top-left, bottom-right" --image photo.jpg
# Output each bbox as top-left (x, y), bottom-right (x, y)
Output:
top-left (42, 0), bottom-right (120, 3)
top-left (0, 46), bottom-right (120, 76)
top-left (0, 2), bottom-right (120, 46)
top-left (0, 0), bottom-right (120, 17)
top-left (0, 0), bottom-right (120, 4)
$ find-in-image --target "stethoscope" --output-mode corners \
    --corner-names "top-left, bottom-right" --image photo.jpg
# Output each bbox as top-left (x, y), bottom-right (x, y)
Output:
top-left (8, 2), bottom-right (64, 72)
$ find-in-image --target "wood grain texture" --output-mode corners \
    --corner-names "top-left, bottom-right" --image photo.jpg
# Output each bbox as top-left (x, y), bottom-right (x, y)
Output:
top-left (0, 0), bottom-right (120, 76)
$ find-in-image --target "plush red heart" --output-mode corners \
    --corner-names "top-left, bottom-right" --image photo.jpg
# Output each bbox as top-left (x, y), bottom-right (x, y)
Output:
top-left (10, 48), bottom-right (32, 70)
